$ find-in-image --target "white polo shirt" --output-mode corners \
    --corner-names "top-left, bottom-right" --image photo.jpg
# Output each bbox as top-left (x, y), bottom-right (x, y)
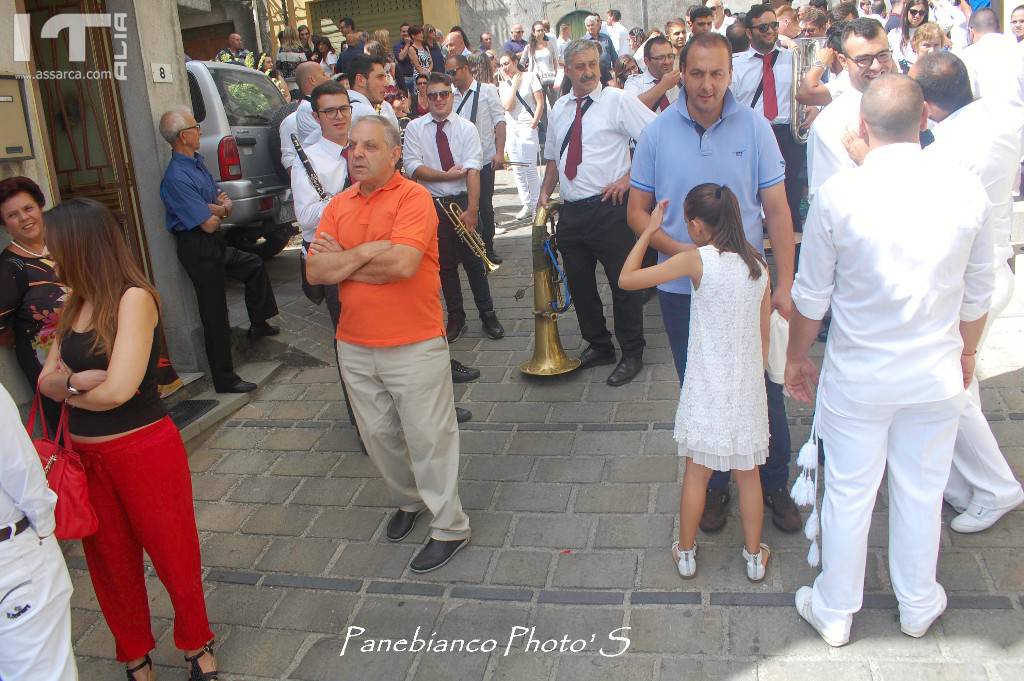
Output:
top-left (454, 79), bottom-right (506, 161)
top-left (806, 88), bottom-right (862, 200)
top-left (730, 45), bottom-right (794, 125)
top-left (543, 84), bottom-right (656, 201)
top-left (403, 110), bottom-right (483, 197)
top-left (793, 143), bottom-right (993, 405)
top-left (291, 135), bottom-right (348, 247)
top-left (622, 72), bottom-right (680, 111)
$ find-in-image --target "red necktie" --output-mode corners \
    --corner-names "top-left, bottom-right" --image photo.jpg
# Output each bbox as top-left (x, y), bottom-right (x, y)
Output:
top-left (341, 146), bottom-right (349, 160)
top-left (653, 80), bottom-right (670, 111)
top-left (434, 119), bottom-right (454, 171)
top-left (564, 97), bottom-right (587, 181)
top-left (760, 52), bottom-right (778, 121)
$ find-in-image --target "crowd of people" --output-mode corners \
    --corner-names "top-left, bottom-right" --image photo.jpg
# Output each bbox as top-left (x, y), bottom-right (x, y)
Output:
top-left (2, 1), bottom-right (1024, 680)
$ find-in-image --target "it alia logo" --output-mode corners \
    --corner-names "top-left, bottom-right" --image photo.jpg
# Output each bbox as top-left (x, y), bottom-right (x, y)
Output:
top-left (6, 604), bottom-right (31, 620)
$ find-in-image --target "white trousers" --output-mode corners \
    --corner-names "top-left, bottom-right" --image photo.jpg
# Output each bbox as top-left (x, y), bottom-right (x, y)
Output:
top-left (812, 383), bottom-right (965, 642)
top-left (507, 123), bottom-right (540, 210)
top-left (0, 528), bottom-right (77, 681)
top-left (946, 262), bottom-right (1024, 511)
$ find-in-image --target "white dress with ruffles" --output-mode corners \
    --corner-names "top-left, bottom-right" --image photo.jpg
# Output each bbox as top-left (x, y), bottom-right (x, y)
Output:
top-left (674, 245), bottom-right (769, 471)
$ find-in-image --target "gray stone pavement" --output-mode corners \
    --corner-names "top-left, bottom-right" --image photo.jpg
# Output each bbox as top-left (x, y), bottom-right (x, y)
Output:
top-left (67, 176), bottom-right (1024, 680)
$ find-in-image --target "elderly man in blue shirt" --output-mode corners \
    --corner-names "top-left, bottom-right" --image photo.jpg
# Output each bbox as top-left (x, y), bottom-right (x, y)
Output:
top-left (627, 32), bottom-right (802, 534)
top-left (158, 107), bottom-right (279, 393)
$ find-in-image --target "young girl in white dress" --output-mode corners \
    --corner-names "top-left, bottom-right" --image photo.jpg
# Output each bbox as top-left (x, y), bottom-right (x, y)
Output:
top-left (619, 184), bottom-right (772, 582)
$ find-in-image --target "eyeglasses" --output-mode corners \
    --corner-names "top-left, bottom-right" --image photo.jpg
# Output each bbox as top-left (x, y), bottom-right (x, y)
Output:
top-left (512, 30), bottom-right (524, 34)
top-left (754, 22), bottom-right (780, 33)
top-left (908, 8), bottom-right (926, 16)
top-left (426, 90), bottom-right (452, 101)
top-left (317, 105), bottom-right (352, 118)
top-left (846, 49), bottom-right (893, 67)
top-left (178, 124), bottom-right (200, 135)
top-left (649, 54), bottom-right (676, 62)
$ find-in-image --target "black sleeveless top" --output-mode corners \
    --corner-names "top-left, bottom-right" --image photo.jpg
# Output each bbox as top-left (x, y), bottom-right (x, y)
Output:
top-left (61, 326), bottom-right (167, 437)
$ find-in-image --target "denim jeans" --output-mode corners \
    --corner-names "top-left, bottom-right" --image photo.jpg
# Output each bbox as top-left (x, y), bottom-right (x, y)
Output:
top-left (658, 289), bottom-right (791, 490)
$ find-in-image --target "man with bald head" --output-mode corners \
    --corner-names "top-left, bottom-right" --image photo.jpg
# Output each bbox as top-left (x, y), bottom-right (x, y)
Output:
top-left (959, 8), bottom-right (1024, 106)
top-left (445, 30), bottom-right (472, 57)
top-left (214, 32), bottom-right (248, 65)
top-left (786, 74), bottom-right (994, 647)
top-left (279, 60), bottom-right (330, 169)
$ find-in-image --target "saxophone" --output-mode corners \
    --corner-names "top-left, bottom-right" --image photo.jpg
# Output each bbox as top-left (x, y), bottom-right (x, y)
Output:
top-left (290, 133), bottom-right (331, 201)
top-left (790, 37), bottom-right (827, 143)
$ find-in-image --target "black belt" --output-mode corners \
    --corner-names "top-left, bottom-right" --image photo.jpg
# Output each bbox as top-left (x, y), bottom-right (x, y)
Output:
top-left (435, 192), bottom-right (468, 202)
top-left (0, 518), bottom-right (30, 543)
top-left (563, 193), bottom-right (609, 206)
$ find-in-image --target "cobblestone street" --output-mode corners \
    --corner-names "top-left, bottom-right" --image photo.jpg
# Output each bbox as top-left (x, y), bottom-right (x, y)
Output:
top-left (68, 178), bottom-right (1024, 680)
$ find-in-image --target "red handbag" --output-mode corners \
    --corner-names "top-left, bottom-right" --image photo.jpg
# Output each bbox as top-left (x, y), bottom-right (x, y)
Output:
top-left (27, 392), bottom-right (99, 540)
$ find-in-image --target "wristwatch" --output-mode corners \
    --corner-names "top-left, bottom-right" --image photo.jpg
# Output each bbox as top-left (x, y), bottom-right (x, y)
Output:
top-left (66, 374), bottom-right (81, 396)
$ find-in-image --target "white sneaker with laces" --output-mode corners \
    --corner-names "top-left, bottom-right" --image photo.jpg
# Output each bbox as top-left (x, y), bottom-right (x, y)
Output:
top-left (514, 205), bottom-right (531, 221)
top-left (795, 586), bottom-right (849, 647)
top-left (950, 491), bottom-right (1024, 533)
top-left (671, 541), bottom-right (697, 579)
top-left (743, 543), bottom-right (771, 583)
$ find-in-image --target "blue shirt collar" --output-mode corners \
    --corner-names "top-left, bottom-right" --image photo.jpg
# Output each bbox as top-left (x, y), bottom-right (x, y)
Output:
top-left (675, 88), bottom-right (739, 123)
top-left (171, 150), bottom-right (204, 168)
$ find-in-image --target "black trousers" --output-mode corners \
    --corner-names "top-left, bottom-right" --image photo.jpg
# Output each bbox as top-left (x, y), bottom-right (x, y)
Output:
top-left (175, 229), bottom-right (278, 390)
top-left (478, 162), bottom-right (496, 253)
top-left (773, 124), bottom-right (807, 231)
top-left (436, 194), bottom-right (494, 321)
top-left (556, 197), bottom-right (645, 357)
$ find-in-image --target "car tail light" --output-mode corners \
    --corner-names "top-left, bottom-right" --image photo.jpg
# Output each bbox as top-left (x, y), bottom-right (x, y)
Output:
top-left (218, 136), bottom-right (242, 180)
top-left (258, 197), bottom-right (273, 211)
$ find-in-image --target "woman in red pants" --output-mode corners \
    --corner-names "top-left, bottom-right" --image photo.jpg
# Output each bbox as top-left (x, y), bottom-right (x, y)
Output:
top-left (38, 198), bottom-right (218, 681)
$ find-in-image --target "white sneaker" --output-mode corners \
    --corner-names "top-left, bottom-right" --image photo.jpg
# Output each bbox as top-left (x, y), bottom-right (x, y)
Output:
top-left (514, 206), bottom-right (531, 221)
top-left (900, 590), bottom-right (947, 639)
top-left (950, 491), bottom-right (1023, 533)
top-left (795, 586), bottom-right (849, 647)
top-left (671, 541), bottom-right (698, 579)
top-left (743, 543), bottom-right (771, 583)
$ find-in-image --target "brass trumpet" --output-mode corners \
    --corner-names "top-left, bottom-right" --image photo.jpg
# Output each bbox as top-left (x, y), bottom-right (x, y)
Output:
top-left (436, 200), bottom-right (500, 273)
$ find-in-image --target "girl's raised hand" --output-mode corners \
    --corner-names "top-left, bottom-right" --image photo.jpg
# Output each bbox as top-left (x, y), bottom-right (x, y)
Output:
top-left (645, 199), bottom-right (669, 236)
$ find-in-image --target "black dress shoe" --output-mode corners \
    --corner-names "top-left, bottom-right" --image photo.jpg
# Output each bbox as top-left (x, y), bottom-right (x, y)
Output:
top-left (409, 537), bottom-right (470, 573)
top-left (451, 359), bottom-right (480, 383)
top-left (606, 355), bottom-right (643, 386)
top-left (700, 488), bottom-right (730, 533)
top-left (386, 509), bottom-right (425, 542)
top-left (248, 322), bottom-right (280, 338)
top-left (446, 317), bottom-right (467, 343)
top-left (486, 250), bottom-right (504, 265)
top-left (455, 406), bottom-right (472, 423)
top-left (480, 311), bottom-right (505, 340)
top-left (216, 379), bottom-right (257, 394)
top-left (579, 344), bottom-right (616, 369)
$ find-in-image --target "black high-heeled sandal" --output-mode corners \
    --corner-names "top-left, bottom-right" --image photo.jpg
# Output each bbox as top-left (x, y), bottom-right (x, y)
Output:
top-left (125, 654), bottom-right (153, 680)
top-left (184, 641), bottom-right (219, 681)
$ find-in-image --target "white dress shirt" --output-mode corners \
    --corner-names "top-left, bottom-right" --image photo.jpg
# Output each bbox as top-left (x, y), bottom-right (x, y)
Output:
top-left (713, 16), bottom-right (736, 36)
top-left (926, 99), bottom-right (1024, 264)
top-left (291, 135), bottom-right (349, 247)
top-left (958, 33), bottom-right (1024, 107)
top-left (295, 98), bottom-right (320, 147)
top-left (500, 73), bottom-right (544, 126)
top-left (730, 45), bottom-right (794, 124)
top-left (349, 90), bottom-right (401, 129)
top-left (403, 111), bottom-right (483, 197)
top-left (454, 80), bottom-right (506, 162)
top-left (0, 384), bottom-right (56, 536)
top-left (823, 69), bottom-right (851, 100)
top-left (543, 85), bottom-right (656, 201)
top-left (622, 72), bottom-right (680, 110)
top-left (806, 88), bottom-right (862, 200)
top-left (602, 22), bottom-right (631, 58)
top-left (793, 143), bottom-right (993, 405)
top-left (279, 109), bottom-right (299, 169)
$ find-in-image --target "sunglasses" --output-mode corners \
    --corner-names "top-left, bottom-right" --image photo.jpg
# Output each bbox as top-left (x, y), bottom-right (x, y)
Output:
top-left (426, 90), bottom-right (452, 101)
top-left (317, 105), bottom-right (352, 118)
top-left (908, 8), bottom-right (926, 16)
top-left (754, 21), bottom-right (780, 33)
top-left (445, 68), bottom-right (458, 77)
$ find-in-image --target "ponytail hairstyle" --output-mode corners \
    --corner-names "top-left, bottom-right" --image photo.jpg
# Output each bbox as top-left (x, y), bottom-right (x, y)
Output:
top-left (683, 183), bottom-right (765, 280)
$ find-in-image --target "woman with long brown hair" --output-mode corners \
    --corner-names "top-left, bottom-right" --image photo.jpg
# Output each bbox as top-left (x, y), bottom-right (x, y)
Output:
top-left (37, 198), bottom-right (218, 681)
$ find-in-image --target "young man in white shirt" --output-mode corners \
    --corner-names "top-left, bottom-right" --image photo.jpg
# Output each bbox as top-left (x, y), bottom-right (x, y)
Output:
top-left (623, 36), bottom-right (681, 112)
top-left (346, 54), bottom-right (401, 130)
top-left (448, 54), bottom-right (507, 264)
top-left (958, 8), bottom-right (1024, 107)
top-left (910, 52), bottom-right (1024, 533)
top-left (787, 74), bottom-right (994, 647)
top-left (602, 9), bottom-right (632, 57)
top-left (707, 0), bottom-right (736, 35)
top-left (404, 73), bottom-right (505, 343)
top-left (538, 39), bottom-right (656, 386)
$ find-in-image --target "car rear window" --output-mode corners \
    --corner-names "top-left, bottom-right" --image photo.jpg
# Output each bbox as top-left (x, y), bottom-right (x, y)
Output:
top-left (210, 67), bottom-right (285, 126)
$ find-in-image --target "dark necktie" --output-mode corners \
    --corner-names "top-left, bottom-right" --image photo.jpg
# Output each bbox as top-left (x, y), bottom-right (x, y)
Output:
top-left (434, 119), bottom-right (454, 171)
top-left (760, 51), bottom-right (778, 121)
top-left (653, 79), bottom-right (670, 111)
top-left (565, 97), bottom-right (587, 181)
top-left (341, 146), bottom-right (349, 160)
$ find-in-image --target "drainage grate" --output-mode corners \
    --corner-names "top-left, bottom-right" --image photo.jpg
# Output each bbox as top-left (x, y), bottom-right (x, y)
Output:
top-left (169, 399), bottom-right (218, 430)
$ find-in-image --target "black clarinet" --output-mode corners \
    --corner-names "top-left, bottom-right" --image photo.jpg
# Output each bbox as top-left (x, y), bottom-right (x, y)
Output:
top-left (290, 133), bottom-right (331, 202)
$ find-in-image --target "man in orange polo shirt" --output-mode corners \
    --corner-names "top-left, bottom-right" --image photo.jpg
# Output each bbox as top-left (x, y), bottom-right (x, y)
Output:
top-left (307, 115), bottom-right (471, 573)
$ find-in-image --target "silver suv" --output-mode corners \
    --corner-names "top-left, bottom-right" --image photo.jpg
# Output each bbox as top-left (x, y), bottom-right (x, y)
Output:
top-left (185, 60), bottom-right (295, 258)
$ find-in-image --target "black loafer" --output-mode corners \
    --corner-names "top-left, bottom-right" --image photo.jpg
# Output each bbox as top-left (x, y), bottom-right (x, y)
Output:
top-left (606, 355), bottom-right (643, 386)
top-left (455, 406), bottom-right (472, 423)
top-left (480, 311), bottom-right (505, 339)
top-left (486, 250), bottom-right (504, 265)
top-left (216, 379), bottom-right (257, 394)
top-left (579, 345), bottom-right (616, 369)
top-left (446, 317), bottom-right (467, 343)
top-left (386, 508), bottom-right (425, 542)
top-left (409, 537), bottom-right (470, 573)
top-left (451, 359), bottom-right (480, 383)
top-left (248, 322), bottom-right (280, 338)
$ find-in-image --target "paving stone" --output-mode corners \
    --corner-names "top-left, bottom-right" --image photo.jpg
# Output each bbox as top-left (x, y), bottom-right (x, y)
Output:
top-left (204, 584), bottom-right (282, 626)
top-left (353, 478), bottom-right (395, 507)
top-left (989, 662), bottom-right (1024, 681)
top-left (644, 430), bottom-right (679, 455)
top-left (659, 658), bottom-right (757, 681)
top-left (497, 483), bottom-right (571, 512)
top-left (258, 383), bottom-right (307, 401)
top-left (207, 427), bottom-right (268, 450)
top-left (605, 456), bottom-right (679, 483)
top-left (779, 550), bottom-right (888, 594)
top-left (290, 477), bottom-right (361, 506)
top-left (507, 431), bottom-right (575, 456)
top-left (548, 401), bottom-right (615, 422)
top-left (215, 450), bottom-right (280, 475)
top-left (628, 607), bottom-right (725, 654)
top-left (552, 552), bottom-right (638, 589)
top-left (333, 452), bottom-right (385, 477)
top-left (227, 476), bottom-right (299, 504)
top-left (757, 661), bottom-right (872, 681)
top-left (512, 516), bottom-right (592, 549)
top-left (461, 511), bottom-right (512, 547)
top-left (190, 474), bottom-right (240, 501)
top-left (266, 589), bottom-right (359, 633)
top-left (70, 607), bottom-right (100, 644)
top-left (490, 653), bottom-right (555, 681)
top-left (216, 627), bottom-right (308, 678)
top-left (874, 662), bottom-right (987, 681)
top-left (413, 652), bottom-right (491, 681)
top-left (488, 402), bottom-right (551, 423)
top-left (268, 399), bottom-right (327, 420)
top-left (615, 400), bottom-right (678, 423)
top-left (936, 550), bottom-right (988, 592)
top-left (186, 447), bottom-right (226, 473)
top-left (193, 501), bottom-right (256, 533)
top-left (240, 504), bottom-right (318, 536)
top-left (462, 454), bottom-right (534, 481)
top-left (647, 381), bottom-right (682, 400)
top-left (933, 610), bottom-right (1024, 658)
top-left (555, 655), bottom-right (656, 681)
top-left (467, 383), bottom-right (527, 402)
top-left (256, 537), bottom-right (340, 573)
top-left (460, 480), bottom-right (499, 510)
top-left (525, 381), bottom-right (588, 402)
top-left (593, 515), bottom-right (675, 548)
top-left (574, 484), bottom-right (650, 513)
top-left (199, 533), bottom-right (269, 569)
top-left (979, 549), bottom-right (1024, 591)
top-left (315, 427), bottom-right (365, 452)
top-left (330, 543), bottom-right (418, 579)
top-left (726, 606), bottom-right (837, 658)
top-left (436, 601), bottom-right (531, 644)
top-left (533, 456), bottom-right (606, 483)
top-left (412, 547), bottom-right (493, 583)
top-left (532, 605), bottom-right (625, 643)
top-left (574, 431), bottom-right (645, 456)
top-left (308, 508), bottom-right (385, 540)
top-left (270, 451), bottom-right (341, 476)
top-left (490, 550), bottom-right (552, 587)
top-left (262, 427), bottom-right (326, 451)
top-left (459, 430), bottom-right (511, 454)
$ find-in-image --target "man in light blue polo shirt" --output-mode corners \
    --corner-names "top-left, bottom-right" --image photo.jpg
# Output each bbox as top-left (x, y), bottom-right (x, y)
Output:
top-left (627, 32), bottom-right (801, 534)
